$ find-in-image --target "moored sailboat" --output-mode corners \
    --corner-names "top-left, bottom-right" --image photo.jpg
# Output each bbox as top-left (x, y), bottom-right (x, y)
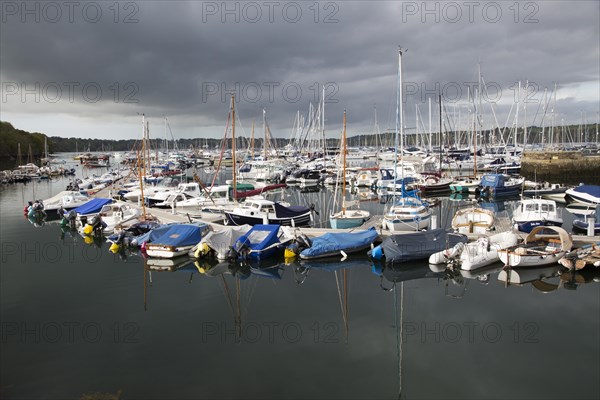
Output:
top-left (329, 110), bottom-right (370, 229)
top-left (383, 48), bottom-right (431, 233)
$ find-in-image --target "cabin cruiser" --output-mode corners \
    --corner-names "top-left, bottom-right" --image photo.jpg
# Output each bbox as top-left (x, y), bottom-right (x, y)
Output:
top-left (512, 198), bottom-right (563, 233)
top-left (42, 191), bottom-right (90, 214)
top-left (224, 198), bottom-right (312, 227)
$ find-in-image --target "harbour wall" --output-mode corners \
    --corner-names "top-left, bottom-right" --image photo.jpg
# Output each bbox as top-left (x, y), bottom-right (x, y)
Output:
top-left (521, 151), bottom-right (600, 185)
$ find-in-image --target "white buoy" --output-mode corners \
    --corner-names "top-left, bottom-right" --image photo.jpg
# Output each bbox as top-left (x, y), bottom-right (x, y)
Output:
top-left (262, 214), bottom-right (269, 224)
top-left (587, 216), bottom-right (595, 237)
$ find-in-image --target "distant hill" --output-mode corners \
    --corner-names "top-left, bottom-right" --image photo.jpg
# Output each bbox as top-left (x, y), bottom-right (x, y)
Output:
top-left (0, 121), bottom-right (47, 159)
top-left (1, 120), bottom-right (597, 160)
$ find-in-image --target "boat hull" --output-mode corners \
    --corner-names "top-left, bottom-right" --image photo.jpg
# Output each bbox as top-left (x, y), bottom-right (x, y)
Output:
top-left (225, 212), bottom-right (311, 227)
top-left (383, 215), bottom-right (430, 232)
top-left (572, 219), bottom-right (600, 234)
top-left (145, 245), bottom-right (195, 258)
top-left (515, 219), bottom-right (563, 233)
top-left (498, 250), bottom-right (566, 267)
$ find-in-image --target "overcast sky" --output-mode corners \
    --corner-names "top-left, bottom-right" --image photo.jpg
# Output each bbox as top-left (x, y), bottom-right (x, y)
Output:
top-left (1, 0), bottom-right (599, 140)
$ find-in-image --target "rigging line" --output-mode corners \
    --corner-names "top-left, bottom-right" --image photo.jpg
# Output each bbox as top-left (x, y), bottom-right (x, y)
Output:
top-left (210, 105), bottom-right (232, 190)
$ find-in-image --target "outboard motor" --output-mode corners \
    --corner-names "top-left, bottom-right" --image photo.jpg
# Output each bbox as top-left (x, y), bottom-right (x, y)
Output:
top-left (61, 210), bottom-right (78, 229)
top-left (109, 231), bottom-right (127, 254)
top-left (284, 233), bottom-right (312, 259)
top-left (84, 214), bottom-right (107, 236)
top-left (24, 201), bottom-right (33, 216)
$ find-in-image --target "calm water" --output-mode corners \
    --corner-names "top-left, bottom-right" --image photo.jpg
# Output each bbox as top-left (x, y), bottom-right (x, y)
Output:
top-left (1, 158), bottom-right (599, 399)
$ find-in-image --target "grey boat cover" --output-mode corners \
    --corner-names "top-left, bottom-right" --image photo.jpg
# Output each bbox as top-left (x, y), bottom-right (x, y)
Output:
top-left (203, 225), bottom-right (252, 255)
top-left (378, 228), bottom-right (468, 264)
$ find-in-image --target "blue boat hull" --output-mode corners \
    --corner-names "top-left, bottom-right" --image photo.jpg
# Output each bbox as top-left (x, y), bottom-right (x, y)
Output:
top-left (516, 220), bottom-right (563, 233)
top-left (225, 212), bottom-right (311, 227)
top-left (572, 219), bottom-right (600, 234)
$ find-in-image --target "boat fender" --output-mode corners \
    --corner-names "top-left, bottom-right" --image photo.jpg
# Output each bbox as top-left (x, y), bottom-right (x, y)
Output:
top-left (195, 242), bottom-right (210, 258)
top-left (370, 245), bottom-right (384, 261)
top-left (83, 224), bottom-right (94, 235)
top-left (284, 247), bottom-right (297, 259)
top-left (109, 243), bottom-right (120, 254)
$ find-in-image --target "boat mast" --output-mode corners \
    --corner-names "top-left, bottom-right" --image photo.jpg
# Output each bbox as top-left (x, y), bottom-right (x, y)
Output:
top-left (251, 118), bottom-right (255, 160)
top-left (322, 85), bottom-right (326, 163)
top-left (551, 83), bottom-right (557, 148)
top-left (231, 94), bottom-right (237, 201)
top-left (164, 116), bottom-right (168, 158)
top-left (523, 80), bottom-right (528, 150)
top-left (342, 110), bottom-right (347, 214)
top-left (439, 93), bottom-right (443, 172)
top-left (263, 109), bottom-right (267, 161)
top-left (472, 87), bottom-right (478, 178)
top-left (139, 114), bottom-right (147, 218)
top-left (16, 143), bottom-right (22, 168)
top-left (397, 47), bottom-right (405, 184)
top-left (514, 81), bottom-right (520, 150)
top-left (428, 97), bottom-right (432, 154)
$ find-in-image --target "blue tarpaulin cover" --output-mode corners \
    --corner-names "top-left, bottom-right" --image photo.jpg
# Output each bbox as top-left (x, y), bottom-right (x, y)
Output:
top-left (150, 224), bottom-right (203, 247)
top-left (235, 224), bottom-right (280, 252)
top-left (300, 227), bottom-right (378, 260)
top-left (480, 174), bottom-right (505, 187)
top-left (573, 185), bottom-right (600, 198)
top-left (73, 198), bottom-right (113, 215)
top-left (131, 224), bottom-right (172, 245)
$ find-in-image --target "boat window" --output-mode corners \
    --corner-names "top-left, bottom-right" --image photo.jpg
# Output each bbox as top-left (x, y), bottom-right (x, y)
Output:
top-left (525, 204), bottom-right (538, 211)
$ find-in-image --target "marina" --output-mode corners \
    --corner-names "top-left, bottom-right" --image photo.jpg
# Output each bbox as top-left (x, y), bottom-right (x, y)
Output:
top-left (1, 150), bottom-right (599, 399)
top-left (2, 1), bottom-right (599, 398)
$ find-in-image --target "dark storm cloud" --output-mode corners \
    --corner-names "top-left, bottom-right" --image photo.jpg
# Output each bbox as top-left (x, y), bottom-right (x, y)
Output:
top-left (1, 1), bottom-right (598, 139)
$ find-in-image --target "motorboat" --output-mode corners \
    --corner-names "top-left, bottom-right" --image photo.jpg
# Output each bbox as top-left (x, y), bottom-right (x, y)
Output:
top-left (369, 228), bottom-right (468, 263)
top-left (286, 227), bottom-right (379, 260)
top-left (145, 224), bottom-right (207, 258)
top-left (232, 224), bottom-right (295, 260)
top-left (193, 225), bottom-right (252, 260)
top-left (478, 174), bottom-right (524, 199)
top-left (42, 191), bottom-right (90, 215)
top-left (565, 185), bottom-right (600, 206)
top-left (512, 198), bottom-right (563, 233)
top-left (224, 198), bottom-right (312, 227)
